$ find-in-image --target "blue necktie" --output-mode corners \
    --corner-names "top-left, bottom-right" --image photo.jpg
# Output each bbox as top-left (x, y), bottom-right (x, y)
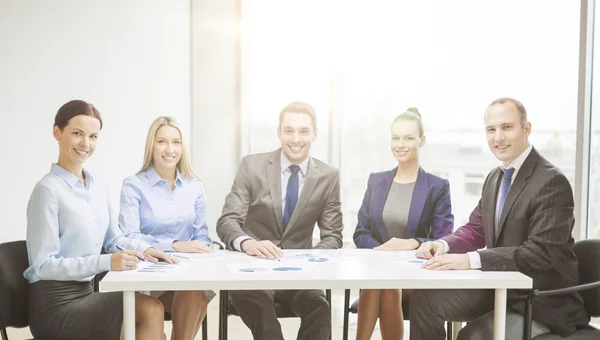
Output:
top-left (496, 167), bottom-right (515, 227)
top-left (283, 165), bottom-right (300, 228)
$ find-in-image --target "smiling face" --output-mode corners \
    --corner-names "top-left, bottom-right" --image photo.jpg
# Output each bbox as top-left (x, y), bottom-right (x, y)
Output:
top-left (277, 112), bottom-right (317, 164)
top-left (152, 125), bottom-right (182, 172)
top-left (390, 119), bottom-right (425, 164)
top-left (53, 114), bottom-right (101, 168)
top-left (484, 102), bottom-right (531, 166)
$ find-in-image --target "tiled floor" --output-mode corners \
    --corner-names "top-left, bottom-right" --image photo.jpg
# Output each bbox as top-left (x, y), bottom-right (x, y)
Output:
top-left (6, 290), bottom-right (407, 339)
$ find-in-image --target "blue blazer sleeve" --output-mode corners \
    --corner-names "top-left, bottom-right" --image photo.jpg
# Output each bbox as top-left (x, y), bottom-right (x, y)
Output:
top-left (353, 174), bottom-right (383, 248)
top-left (413, 179), bottom-right (454, 244)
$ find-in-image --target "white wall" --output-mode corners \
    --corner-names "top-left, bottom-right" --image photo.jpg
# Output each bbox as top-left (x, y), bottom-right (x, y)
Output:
top-left (191, 0), bottom-right (240, 239)
top-left (0, 0), bottom-right (192, 242)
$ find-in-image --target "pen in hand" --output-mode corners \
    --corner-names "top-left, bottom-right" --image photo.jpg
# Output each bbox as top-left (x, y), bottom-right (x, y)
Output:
top-left (170, 254), bottom-right (189, 260)
top-left (116, 245), bottom-right (146, 261)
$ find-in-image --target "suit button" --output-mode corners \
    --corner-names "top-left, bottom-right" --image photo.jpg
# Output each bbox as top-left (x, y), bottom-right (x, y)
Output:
top-left (502, 265), bottom-right (507, 270)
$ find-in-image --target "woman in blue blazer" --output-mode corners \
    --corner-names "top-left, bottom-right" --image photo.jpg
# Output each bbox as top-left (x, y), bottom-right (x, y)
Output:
top-left (353, 108), bottom-right (454, 340)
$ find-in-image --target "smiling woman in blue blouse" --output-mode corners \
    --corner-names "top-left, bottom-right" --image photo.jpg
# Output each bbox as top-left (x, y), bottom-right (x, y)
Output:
top-left (24, 100), bottom-right (173, 340)
top-left (353, 108), bottom-right (454, 340)
top-left (119, 116), bottom-right (213, 340)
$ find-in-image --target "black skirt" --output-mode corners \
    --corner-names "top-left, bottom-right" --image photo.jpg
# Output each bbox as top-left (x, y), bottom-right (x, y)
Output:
top-left (29, 280), bottom-right (123, 340)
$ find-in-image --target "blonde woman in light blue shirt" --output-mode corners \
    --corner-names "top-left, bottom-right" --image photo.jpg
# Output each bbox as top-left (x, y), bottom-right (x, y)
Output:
top-left (24, 100), bottom-right (174, 340)
top-left (119, 116), bottom-right (213, 340)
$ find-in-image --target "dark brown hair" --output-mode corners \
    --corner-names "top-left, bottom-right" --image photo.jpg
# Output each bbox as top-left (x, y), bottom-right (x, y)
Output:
top-left (278, 101), bottom-right (317, 131)
top-left (54, 100), bottom-right (103, 130)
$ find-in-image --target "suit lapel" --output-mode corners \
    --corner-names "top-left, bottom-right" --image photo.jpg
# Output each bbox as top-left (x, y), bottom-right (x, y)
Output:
top-left (283, 158), bottom-right (319, 235)
top-left (266, 151), bottom-right (284, 236)
top-left (484, 169), bottom-right (502, 248)
top-left (407, 168), bottom-right (429, 238)
top-left (372, 169), bottom-right (395, 241)
top-left (495, 149), bottom-right (538, 244)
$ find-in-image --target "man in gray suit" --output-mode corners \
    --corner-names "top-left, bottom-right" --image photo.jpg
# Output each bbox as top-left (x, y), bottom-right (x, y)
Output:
top-left (411, 98), bottom-right (590, 339)
top-left (217, 101), bottom-right (343, 340)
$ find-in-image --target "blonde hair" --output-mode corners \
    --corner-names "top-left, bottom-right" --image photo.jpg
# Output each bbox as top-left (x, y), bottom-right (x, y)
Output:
top-left (139, 116), bottom-right (198, 179)
top-left (391, 107), bottom-right (424, 136)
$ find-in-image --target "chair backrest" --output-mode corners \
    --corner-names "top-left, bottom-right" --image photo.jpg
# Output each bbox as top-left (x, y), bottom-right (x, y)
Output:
top-left (574, 239), bottom-right (600, 317)
top-left (0, 241), bottom-right (30, 329)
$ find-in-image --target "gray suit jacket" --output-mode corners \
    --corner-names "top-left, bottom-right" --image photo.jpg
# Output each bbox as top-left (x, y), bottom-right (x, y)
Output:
top-left (217, 149), bottom-right (343, 250)
top-left (441, 148), bottom-right (589, 336)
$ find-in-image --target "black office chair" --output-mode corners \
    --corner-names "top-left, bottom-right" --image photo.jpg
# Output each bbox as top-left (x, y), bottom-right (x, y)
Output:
top-left (342, 289), bottom-right (454, 340)
top-left (524, 239), bottom-right (600, 340)
top-left (219, 289), bottom-right (332, 340)
top-left (0, 240), bottom-right (36, 340)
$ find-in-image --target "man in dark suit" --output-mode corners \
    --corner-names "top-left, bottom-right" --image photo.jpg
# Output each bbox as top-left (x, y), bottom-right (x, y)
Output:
top-left (217, 101), bottom-right (343, 340)
top-left (411, 98), bottom-right (590, 339)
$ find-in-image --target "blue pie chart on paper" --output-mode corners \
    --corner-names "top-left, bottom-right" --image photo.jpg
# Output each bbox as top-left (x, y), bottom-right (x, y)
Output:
top-left (239, 268), bottom-right (268, 273)
top-left (408, 260), bottom-right (425, 264)
top-left (272, 267), bottom-right (302, 272)
top-left (308, 257), bottom-right (329, 262)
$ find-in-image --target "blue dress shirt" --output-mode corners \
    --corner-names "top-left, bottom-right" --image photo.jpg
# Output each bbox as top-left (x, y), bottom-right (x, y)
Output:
top-left (119, 165), bottom-right (211, 252)
top-left (24, 164), bottom-right (151, 284)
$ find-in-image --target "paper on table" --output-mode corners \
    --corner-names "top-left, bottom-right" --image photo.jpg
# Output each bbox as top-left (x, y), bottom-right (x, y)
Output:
top-left (169, 252), bottom-right (227, 261)
top-left (387, 258), bottom-right (427, 269)
top-left (121, 261), bottom-right (195, 275)
top-left (225, 253), bottom-right (337, 274)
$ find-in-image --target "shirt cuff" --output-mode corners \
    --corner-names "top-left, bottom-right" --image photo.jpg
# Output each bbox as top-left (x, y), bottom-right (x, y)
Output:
top-left (437, 240), bottom-right (450, 253)
top-left (157, 239), bottom-right (176, 252)
top-left (467, 251), bottom-right (482, 269)
top-left (233, 236), bottom-right (253, 252)
top-left (131, 239), bottom-right (152, 254)
top-left (100, 254), bottom-right (112, 271)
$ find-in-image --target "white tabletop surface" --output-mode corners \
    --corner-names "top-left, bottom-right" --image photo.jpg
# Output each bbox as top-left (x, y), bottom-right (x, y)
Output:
top-left (99, 249), bottom-right (532, 292)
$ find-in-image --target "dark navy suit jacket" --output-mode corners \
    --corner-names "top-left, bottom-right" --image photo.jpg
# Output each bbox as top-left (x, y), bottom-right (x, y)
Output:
top-left (353, 167), bottom-right (454, 248)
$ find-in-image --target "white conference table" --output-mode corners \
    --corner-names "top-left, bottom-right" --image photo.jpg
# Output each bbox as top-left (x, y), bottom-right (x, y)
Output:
top-left (100, 249), bottom-right (532, 340)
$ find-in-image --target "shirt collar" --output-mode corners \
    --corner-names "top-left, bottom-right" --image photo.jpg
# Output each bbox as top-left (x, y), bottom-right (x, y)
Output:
top-left (280, 150), bottom-right (309, 177)
top-left (146, 164), bottom-right (184, 188)
top-left (500, 144), bottom-right (533, 173)
top-left (50, 163), bottom-right (93, 188)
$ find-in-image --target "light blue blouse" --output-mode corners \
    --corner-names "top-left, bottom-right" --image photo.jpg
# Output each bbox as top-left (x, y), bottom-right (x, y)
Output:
top-left (119, 165), bottom-right (211, 252)
top-left (24, 164), bottom-right (151, 283)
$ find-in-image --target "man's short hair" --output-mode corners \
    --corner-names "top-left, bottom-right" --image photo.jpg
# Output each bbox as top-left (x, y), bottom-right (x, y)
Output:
top-left (279, 101), bottom-right (318, 131)
top-left (486, 97), bottom-right (528, 125)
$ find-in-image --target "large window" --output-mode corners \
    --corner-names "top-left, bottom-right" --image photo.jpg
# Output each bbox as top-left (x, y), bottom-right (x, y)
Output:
top-left (241, 1), bottom-right (580, 243)
top-left (240, 0), bottom-right (333, 158)
top-left (337, 1), bottom-right (579, 241)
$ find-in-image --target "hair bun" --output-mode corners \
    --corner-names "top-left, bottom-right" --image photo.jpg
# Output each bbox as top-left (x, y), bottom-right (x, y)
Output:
top-left (406, 107), bottom-right (421, 118)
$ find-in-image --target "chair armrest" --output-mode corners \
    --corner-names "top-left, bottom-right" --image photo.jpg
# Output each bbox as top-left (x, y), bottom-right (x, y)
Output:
top-left (523, 280), bottom-right (600, 340)
top-left (212, 240), bottom-right (225, 250)
top-left (92, 271), bottom-right (109, 292)
top-left (533, 281), bottom-right (600, 297)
